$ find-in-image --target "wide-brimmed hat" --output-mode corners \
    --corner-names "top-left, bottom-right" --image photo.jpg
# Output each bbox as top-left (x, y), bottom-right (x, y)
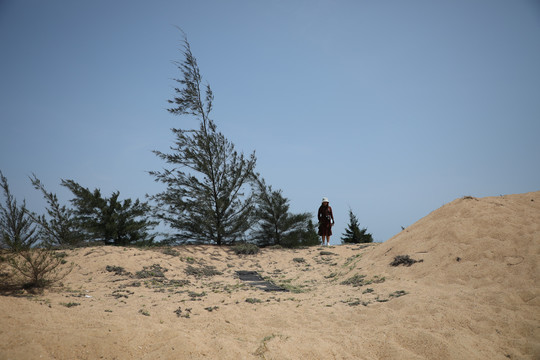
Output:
top-left (322, 197), bottom-right (329, 203)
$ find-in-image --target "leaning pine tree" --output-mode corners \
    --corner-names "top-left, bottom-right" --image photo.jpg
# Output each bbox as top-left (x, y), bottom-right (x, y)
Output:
top-left (149, 33), bottom-right (256, 245)
top-left (341, 208), bottom-right (373, 244)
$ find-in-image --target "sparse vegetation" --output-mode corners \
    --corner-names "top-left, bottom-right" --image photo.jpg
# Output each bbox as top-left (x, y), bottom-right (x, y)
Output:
top-left (184, 264), bottom-right (222, 278)
top-left (344, 298), bottom-right (369, 307)
top-left (112, 289), bottom-right (133, 299)
top-left (106, 265), bottom-right (130, 276)
top-left (188, 290), bottom-right (207, 299)
top-left (340, 274), bottom-right (366, 287)
top-left (174, 307), bottom-right (191, 318)
top-left (161, 247), bottom-right (180, 256)
top-left (341, 274), bottom-right (385, 287)
top-left (135, 264), bottom-right (168, 278)
top-left (60, 302), bottom-right (80, 308)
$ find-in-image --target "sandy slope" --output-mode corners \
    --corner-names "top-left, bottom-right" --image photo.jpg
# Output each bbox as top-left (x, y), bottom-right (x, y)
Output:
top-left (1, 191), bottom-right (538, 359)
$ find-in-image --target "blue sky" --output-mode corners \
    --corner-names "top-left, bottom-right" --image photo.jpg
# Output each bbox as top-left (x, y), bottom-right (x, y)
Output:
top-left (1, 0), bottom-right (539, 244)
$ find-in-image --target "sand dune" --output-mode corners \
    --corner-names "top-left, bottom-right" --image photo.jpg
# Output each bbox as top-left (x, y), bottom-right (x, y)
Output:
top-left (1, 191), bottom-right (538, 359)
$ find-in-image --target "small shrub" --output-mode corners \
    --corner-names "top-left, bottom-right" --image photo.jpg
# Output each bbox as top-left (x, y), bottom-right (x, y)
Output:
top-left (233, 243), bottom-right (259, 255)
top-left (245, 298), bottom-right (262, 304)
top-left (390, 255), bottom-right (423, 267)
top-left (7, 248), bottom-right (74, 288)
top-left (174, 307), bottom-right (191, 318)
top-left (346, 299), bottom-right (369, 307)
top-left (61, 302), bottom-right (80, 308)
top-left (112, 289), bottom-right (133, 299)
top-left (139, 309), bottom-right (150, 316)
top-left (341, 274), bottom-right (385, 287)
top-left (105, 265), bottom-right (130, 276)
top-left (188, 291), bottom-right (207, 299)
top-left (389, 290), bottom-right (408, 298)
top-left (341, 274), bottom-right (367, 287)
top-left (168, 279), bottom-right (190, 287)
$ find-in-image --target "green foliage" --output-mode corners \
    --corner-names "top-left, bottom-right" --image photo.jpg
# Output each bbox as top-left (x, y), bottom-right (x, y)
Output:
top-left (0, 171), bottom-right (38, 251)
top-left (298, 219), bottom-right (320, 247)
top-left (341, 208), bottom-right (373, 244)
top-left (233, 242), bottom-right (259, 255)
top-left (61, 179), bottom-right (157, 246)
top-left (28, 174), bottom-right (84, 247)
top-left (252, 177), bottom-right (316, 248)
top-left (150, 32), bottom-right (256, 245)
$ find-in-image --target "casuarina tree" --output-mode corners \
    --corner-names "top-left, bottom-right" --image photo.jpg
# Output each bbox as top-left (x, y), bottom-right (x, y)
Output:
top-left (252, 176), bottom-right (316, 247)
top-left (28, 174), bottom-right (83, 247)
top-left (341, 208), bottom-right (373, 244)
top-left (61, 179), bottom-right (156, 246)
top-left (149, 33), bottom-right (256, 245)
top-left (1, 171), bottom-right (72, 289)
top-left (0, 171), bottom-right (38, 251)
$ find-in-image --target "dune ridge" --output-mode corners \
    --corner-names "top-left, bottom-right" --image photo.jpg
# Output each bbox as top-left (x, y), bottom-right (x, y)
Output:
top-left (1, 191), bottom-right (538, 359)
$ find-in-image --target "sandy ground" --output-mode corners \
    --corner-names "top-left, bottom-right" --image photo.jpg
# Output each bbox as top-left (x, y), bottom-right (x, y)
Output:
top-left (1, 191), bottom-right (538, 359)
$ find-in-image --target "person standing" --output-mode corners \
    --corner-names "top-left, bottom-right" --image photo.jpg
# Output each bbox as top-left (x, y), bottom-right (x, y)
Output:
top-left (318, 197), bottom-right (334, 246)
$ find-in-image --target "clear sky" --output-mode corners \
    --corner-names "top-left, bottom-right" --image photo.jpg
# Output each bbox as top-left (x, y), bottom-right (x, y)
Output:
top-left (1, 0), bottom-right (539, 244)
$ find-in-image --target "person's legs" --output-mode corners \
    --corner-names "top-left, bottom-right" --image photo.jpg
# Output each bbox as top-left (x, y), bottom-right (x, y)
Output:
top-left (321, 235), bottom-right (328, 246)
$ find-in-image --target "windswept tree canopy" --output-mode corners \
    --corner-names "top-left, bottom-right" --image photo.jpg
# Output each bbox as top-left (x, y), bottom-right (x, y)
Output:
top-left (149, 33), bottom-right (256, 245)
top-left (28, 174), bottom-right (83, 247)
top-left (62, 179), bottom-right (156, 246)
